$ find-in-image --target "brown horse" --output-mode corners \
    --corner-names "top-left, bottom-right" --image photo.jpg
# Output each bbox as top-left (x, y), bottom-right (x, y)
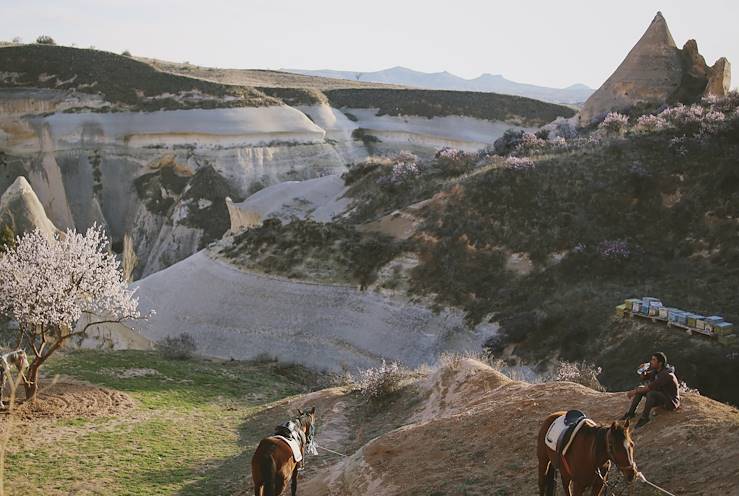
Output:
top-left (251, 407), bottom-right (316, 496)
top-left (537, 411), bottom-right (638, 496)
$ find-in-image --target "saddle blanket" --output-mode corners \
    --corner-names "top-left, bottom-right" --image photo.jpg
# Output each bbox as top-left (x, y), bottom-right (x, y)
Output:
top-left (271, 435), bottom-right (303, 463)
top-left (545, 414), bottom-right (596, 455)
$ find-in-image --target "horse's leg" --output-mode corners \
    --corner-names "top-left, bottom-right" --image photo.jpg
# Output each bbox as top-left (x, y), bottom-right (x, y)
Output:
top-left (561, 475), bottom-right (573, 496)
top-left (291, 466), bottom-right (298, 496)
top-left (0, 369), bottom-right (5, 408)
top-left (570, 480), bottom-right (587, 496)
top-left (537, 459), bottom-right (548, 496)
top-left (591, 479), bottom-right (605, 496)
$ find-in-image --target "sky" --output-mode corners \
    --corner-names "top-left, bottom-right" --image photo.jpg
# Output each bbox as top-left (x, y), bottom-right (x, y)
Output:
top-left (1, 0), bottom-right (737, 89)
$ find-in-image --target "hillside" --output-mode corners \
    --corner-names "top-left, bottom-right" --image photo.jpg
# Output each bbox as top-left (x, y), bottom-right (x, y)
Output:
top-left (222, 93), bottom-right (739, 404)
top-left (0, 44), bottom-right (277, 110)
top-left (323, 88), bottom-right (575, 127)
top-left (140, 57), bottom-right (404, 90)
top-left (271, 358), bottom-right (738, 496)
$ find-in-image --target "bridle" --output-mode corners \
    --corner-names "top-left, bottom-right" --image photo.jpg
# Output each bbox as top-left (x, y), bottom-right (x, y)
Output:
top-left (604, 428), bottom-right (637, 475)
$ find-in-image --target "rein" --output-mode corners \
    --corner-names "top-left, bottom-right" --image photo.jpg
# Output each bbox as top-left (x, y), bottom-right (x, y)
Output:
top-left (604, 428), bottom-right (637, 474)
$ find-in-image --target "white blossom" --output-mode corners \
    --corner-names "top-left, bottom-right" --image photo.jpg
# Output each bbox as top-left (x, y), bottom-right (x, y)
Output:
top-left (0, 225), bottom-right (140, 332)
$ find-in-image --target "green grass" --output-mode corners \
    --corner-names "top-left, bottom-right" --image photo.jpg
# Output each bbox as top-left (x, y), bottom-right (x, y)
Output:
top-left (4, 350), bottom-right (319, 495)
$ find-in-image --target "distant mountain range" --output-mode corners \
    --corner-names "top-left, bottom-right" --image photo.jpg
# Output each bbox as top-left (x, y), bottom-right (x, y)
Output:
top-left (283, 66), bottom-right (593, 105)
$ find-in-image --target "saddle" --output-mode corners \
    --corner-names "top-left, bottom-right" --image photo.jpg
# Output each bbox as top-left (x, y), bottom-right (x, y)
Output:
top-left (271, 421), bottom-right (305, 463)
top-left (545, 410), bottom-right (595, 470)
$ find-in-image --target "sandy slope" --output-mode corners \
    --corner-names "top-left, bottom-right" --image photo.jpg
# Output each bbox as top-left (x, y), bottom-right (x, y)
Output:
top-left (130, 252), bottom-right (496, 371)
top-left (240, 359), bottom-right (739, 496)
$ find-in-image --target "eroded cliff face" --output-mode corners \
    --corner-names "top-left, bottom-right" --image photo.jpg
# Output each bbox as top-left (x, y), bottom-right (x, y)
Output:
top-left (0, 85), bottom-right (550, 278)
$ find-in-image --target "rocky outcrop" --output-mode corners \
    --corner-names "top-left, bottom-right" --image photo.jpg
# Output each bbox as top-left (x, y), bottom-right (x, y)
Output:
top-left (226, 175), bottom-right (350, 232)
top-left (0, 176), bottom-right (60, 238)
top-left (705, 57), bottom-right (731, 97)
top-left (580, 12), bottom-right (731, 125)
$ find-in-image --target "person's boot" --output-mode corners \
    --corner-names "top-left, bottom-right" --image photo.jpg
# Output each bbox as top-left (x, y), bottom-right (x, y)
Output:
top-left (635, 416), bottom-right (650, 429)
top-left (621, 411), bottom-right (636, 421)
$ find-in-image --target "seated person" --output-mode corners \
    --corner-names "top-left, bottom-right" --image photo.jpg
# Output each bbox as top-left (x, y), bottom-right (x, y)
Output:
top-left (622, 352), bottom-right (680, 428)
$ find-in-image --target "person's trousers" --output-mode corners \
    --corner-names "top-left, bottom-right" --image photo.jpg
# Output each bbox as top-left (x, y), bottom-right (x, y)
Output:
top-left (628, 390), bottom-right (671, 418)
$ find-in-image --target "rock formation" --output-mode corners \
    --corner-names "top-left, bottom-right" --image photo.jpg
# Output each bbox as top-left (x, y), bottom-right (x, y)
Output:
top-left (0, 176), bottom-right (60, 238)
top-left (580, 12), bottom-right (732, 125)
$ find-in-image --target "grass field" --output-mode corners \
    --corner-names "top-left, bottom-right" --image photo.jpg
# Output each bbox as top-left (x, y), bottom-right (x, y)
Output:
top-left (2, 350), bottom-right (322, 496)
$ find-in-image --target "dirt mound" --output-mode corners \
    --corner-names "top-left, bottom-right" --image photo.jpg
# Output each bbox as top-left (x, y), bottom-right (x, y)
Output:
top-left (8, 381), bottom-right (134, 420)
top-left (298, 359), bottom-right (739, 496)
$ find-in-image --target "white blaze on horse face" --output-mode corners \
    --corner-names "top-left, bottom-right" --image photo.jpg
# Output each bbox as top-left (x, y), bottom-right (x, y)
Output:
top-left (624, 440), bottom-right (636, 469)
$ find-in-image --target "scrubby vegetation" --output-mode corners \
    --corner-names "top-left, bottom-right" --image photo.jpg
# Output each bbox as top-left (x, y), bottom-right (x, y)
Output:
top-left (0, 44), bottom-right (277, 110)
top-left (406, 95), bottom-right (739, 404)
top-left (156, 333), bottom-right (198, 360)
top-left (324, 88), bottom-right (575, 126)
top-left (221, 219), bottom-right (403, 287)
top-left (134, 162), bottom-right (240, 249)
top-left (256, 86), bottom-right (327, 106)
top-left (343, 148), bottom-right (483, 223)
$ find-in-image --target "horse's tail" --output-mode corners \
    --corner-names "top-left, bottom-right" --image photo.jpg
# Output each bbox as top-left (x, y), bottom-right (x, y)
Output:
top-left (545, 461), bottom-right (556, 496)
top-left (260, 453), bottom-right (277, 496)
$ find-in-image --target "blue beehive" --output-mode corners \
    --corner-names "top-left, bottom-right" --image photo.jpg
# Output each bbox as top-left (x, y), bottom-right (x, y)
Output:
top-left (668, 309), bottom-right (681, 322)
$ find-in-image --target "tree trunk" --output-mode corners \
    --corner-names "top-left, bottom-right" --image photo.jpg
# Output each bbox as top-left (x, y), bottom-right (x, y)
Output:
top-left (23, 360), bottom-right (42, 401)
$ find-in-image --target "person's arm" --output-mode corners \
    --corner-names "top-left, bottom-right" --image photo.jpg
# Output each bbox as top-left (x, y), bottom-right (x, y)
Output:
top-left (645, 371), bottom-right (670, 392)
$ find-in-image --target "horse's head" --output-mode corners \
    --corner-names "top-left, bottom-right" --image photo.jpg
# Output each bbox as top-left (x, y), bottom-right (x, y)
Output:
top-left (296, 407), bottom-right (317, 446)
top-left (607, 420), bottom-right (638, 481)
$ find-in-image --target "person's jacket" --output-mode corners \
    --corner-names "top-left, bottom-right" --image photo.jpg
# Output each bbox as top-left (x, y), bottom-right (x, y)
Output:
top-left (642, 365), bottom-right (680, 409)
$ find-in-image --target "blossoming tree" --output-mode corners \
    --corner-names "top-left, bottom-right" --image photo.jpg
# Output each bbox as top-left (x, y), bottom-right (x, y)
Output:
top-left (0, 226), bottom-right (140, 399)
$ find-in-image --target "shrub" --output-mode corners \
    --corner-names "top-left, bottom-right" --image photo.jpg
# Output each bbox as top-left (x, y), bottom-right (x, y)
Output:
top-left (597, 239), bottom-right (631, 259)
top-left (122, 50), bottom-right (132, 57)
top-left (634, 114), bottom-right (668, 133)
top-left (553, 117), bottom-right (578, 140)
top-left (35, 35), bottom-right (55, 45)
top-left (156, 333), bottom-right (198, 360)
top-left (546, 360), bottom-right (606, 392)
top-left (504, 156), bottom-right (535, 169)
top-left (0, 224), bottom-right (16, 253)
top-left (351, 128), bottom-right (380, 146)
top-left (494, 129), bottom-right (525, 155)
top-left (357, 360), bottom-right (410, 401)
top-left (376, 153), bottom-right (421, 187)
top-left (598, 112), bottom-right (629, 135)
top-left (516, 132), bottom-right (547, 153)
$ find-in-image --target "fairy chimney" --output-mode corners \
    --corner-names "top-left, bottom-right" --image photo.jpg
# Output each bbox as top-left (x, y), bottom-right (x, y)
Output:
top-left (580, 12), bottom-right (731, 126)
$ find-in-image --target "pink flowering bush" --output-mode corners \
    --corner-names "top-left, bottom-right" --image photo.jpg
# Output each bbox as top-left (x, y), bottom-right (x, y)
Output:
top-left (634, 114), bottom-right (668, 133)
top-left (505, 156), bottom-right (535, 169)
top-left (659, 104), bottom-right (703, 124)
top-left (0, 225), bottom-right (141, 398)
top-left (597, 239), bottom-right (631, 259)
top-left (376, 152), bottom-right (421, 187)
top-left (598, 112), bottom-right (629, 134)
top-left (435, 147), bottom-right (464, 160)
top-left (548, 136), bottom-right (567, 147)
top-left (515, 131), bottom-right (547, 153)
top-left (434, 147), bottom-right (476, 176)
